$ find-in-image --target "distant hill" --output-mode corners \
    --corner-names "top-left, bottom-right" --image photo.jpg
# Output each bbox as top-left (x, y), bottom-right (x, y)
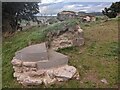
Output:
top-left (78, 11), bottom-right (103, 16)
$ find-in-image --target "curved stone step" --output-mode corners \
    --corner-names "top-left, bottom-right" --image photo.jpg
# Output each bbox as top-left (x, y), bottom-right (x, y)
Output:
top-left (37, 50), bottom-right (68, 69)
top-left (15, 43), bottom-right (48, 62)
top-left (14, 43), bottom-right (68, 69)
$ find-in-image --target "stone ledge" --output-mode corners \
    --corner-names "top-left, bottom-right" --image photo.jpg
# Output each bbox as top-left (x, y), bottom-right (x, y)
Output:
top-left (15, 43), bottom-right (48, 62)
top-left (11, 41), bottom-right (80, 86)
top-left (12, 65), bottom-right (79, 86)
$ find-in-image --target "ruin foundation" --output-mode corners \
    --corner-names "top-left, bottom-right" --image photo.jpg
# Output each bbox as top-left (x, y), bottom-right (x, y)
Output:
top-left (50, 25), bottom-right (84, 50)
top-left (11, 43), bottom-right (79, 86)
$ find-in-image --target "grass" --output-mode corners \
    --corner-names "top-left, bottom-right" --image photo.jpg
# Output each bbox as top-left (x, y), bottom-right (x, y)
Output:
top-left (0, 41), bottom-right (2, 89)
top-left (2, 18), bottom-right (119, 88)
top-left (42, 19), bottom-right (79, 36)
top-left (2, 26), bottom-right (46, 88)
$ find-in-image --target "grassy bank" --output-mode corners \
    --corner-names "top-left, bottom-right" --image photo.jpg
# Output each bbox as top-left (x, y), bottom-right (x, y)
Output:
top-left (2, 19), bottom-right (118, 88)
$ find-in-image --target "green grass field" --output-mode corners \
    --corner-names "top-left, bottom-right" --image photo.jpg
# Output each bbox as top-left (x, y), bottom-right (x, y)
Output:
top-left (2, 18), bottom-right (119, 88)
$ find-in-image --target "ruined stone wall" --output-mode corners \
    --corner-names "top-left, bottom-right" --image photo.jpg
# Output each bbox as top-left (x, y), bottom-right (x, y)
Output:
top-left (50, 25), bottom-right (84, 50)
top-left (11, 58), bottom-right (79, 86)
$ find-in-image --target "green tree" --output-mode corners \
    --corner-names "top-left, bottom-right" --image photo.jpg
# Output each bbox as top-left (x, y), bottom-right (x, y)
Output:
top-left (102, 1), bottom-right (120, 18)
top-left (2, 2), bottom-right (39, 33)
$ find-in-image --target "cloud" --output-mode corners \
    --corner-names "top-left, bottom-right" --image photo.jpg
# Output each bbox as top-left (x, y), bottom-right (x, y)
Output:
top-left (41, 0), bottom-right (119, 4)
top-left (37, 1), bottom-right (114, 16)
top-left (79, 9), bottom-right (87, 12)
top-left (41, 0), bottom-right (55, 4)
top-left (62, 5), bottom-right (76, 11)
top-left (41, 0), bottom-right (64, 4)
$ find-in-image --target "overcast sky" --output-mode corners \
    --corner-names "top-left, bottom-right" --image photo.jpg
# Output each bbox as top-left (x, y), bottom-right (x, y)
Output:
top-left (36, 0), bottom-right (119, 16)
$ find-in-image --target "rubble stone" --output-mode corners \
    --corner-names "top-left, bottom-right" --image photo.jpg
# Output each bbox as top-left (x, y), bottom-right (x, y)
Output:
top-left (13, 72), bottom-right (21, 78)
top-left (11, 42), bottom-right (80, 86)
top-left (13, 66), bottom-right (23, 73)
top-left (17, 74), bottom-right (28, 82)
top-left (101, 79), bottom-right (108, 84)
top-left (56, 77), bottom-right (68, 82)
top-left (50, 25), bottom-right (84, 50)
top-left (11, 59), bottom-right (22, 67)
top-left (22, 66), bottom-right (30, 72)
top-left (22, 77), bottom-right (42, 86)
top-left (23, 62), bottom-right (37, 68)
top-left (73, 71), bottom-right (80, 80)
top-left (54, 65), bottom-right (77, 79)
top-left (43, 74), bottom-right (56, 86)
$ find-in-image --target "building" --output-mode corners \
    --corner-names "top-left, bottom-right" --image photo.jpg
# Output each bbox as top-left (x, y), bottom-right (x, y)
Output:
top-left (57, 11), bottom-right (96, 22)
top-left (81, 15), bottom-right (96, 22)
top-left (57, 11), bottom-right (77, 21)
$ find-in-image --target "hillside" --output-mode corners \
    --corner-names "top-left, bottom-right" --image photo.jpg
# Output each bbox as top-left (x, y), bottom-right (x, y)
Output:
top-left (78, 11), bottom-right (103, 16)
top-left (2, 18), bottom-right (118, 88)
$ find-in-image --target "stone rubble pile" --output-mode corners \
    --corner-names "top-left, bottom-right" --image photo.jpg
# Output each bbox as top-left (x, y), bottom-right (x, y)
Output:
top-left (51, 34), bottom-right (73, 50)
top-left (51, 25), bottom-right (84, 50)
top-left (11, 43), bottom-right (80, 86)
top-left (11, 58), bottom-right (79, 86)
top-left (11, 24), bottom-right (84, 86)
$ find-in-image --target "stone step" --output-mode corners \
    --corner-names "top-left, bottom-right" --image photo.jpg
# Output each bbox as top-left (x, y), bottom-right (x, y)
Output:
top-left (14, 43), bottom-right (68, 69)
top-left (37, 50), bottom-right (68, 69)
top-left (15, 43), bottom-right (48, 62)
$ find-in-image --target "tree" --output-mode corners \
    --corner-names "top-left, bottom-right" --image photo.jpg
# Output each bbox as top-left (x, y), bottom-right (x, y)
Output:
top-left (102, 1), bottom-right (120, 18)
top-left (2, 2), bottom-right (39, 33)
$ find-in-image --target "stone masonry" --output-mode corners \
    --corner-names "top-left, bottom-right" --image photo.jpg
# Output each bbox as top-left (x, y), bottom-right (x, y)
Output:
top-left (11, 43), bottom-right (79, 86)
top-left (51, 25), bottom-right (84, 50)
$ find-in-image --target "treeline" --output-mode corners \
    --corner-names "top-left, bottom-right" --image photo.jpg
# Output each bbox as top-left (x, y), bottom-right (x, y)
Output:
top-left (2, 2), bottom-right (39, 34)
top-left (102, 1), bottom-right (120, 18)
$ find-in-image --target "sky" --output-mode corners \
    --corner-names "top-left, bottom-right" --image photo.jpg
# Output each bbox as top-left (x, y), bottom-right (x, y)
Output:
top-left (36, 0), bottom-right (120, 16)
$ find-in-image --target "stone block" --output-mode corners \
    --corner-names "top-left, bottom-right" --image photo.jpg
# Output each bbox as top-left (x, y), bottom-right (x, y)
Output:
top-left (11, 59), bottom-right (22, 67)
top-left (13, 72), bottom-right (21, 78)
top-left (23, 62), bottom-right (37, 68)
top-left (12, 42), bottom-right (79, 86)
top-left (54, 65), bottom-right (77, 79)
top-left (15, 43), bottom-right (48, 62)
top-left (13, 66), bottom-right (23, 73)
top-left (37, 50), bottom-right (68, 69)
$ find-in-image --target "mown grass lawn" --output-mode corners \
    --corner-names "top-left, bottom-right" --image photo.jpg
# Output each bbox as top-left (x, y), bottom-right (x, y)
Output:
top-left (2, 19), bottom-right (119, 88)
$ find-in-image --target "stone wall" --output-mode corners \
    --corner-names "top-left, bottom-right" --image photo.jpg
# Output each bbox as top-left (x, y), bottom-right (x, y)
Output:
top-left (57, 11), bottom-right (77, 21)
top-left (11, 58), bottom-right (79, 86)
top-left (11, 43), bottom-right (80, 86)
top-left (50, 25), bottom-right (84, 50)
